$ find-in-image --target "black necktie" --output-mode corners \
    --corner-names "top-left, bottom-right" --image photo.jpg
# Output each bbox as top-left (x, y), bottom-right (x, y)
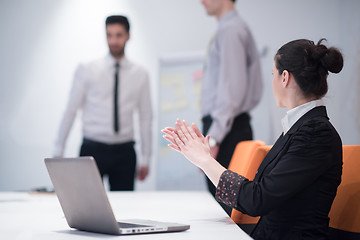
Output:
top-left (114, 63), bottom-right (120, 133)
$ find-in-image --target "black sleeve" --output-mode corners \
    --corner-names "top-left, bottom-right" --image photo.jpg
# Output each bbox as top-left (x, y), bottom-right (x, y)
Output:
top-left (216, 119), bottom-right (337, 216)
top-left (215, 170), bottom-right (248, 208)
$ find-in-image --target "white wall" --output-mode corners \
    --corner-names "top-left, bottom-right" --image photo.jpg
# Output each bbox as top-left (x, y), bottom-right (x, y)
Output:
top-left (0, 0), bottom-right (359, 191)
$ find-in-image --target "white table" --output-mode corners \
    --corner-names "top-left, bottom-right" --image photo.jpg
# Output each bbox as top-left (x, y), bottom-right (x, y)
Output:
top-left (0, 191), bottom-right (252, 239)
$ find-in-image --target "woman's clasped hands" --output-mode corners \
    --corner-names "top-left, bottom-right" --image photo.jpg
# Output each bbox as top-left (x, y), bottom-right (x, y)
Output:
top-left (161, 119), bottom-right (213, 169)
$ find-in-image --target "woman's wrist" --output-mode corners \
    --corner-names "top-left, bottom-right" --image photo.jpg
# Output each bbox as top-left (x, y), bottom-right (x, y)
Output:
top-left (200, 156), bottom-right (227, 187)
top-left (197, 154), bottom-right (215, 170)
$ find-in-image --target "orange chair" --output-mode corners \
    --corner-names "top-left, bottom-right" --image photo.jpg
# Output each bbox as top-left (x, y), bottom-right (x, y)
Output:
top-left (329, 145), bottom-right (360, 239)
top-left (227, 140), bottom-right (272, 225)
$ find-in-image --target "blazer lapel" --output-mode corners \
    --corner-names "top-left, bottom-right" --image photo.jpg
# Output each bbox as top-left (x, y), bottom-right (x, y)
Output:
top-left (254, 106), bottom-right (329, 181)
top-left (254, 133), bottom-right (291, 180)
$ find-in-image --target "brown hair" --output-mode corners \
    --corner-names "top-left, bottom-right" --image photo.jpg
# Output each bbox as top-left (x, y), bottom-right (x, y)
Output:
top-left (106, 15), bottom-right (130, 32)
top-left (275, 39), bottom-right (343, 98)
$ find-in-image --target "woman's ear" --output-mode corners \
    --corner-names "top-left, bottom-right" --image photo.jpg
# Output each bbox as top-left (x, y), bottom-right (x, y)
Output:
top-left (282, 70), bottom-right (290, 87)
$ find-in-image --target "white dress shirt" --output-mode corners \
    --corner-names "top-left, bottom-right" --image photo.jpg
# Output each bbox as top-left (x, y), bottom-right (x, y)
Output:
top-left (201, 10), bottom-right (263, 143)
top-left (54, 54), bottom-right (153, 166)
top-left (281, 99), bottom-right (324, 134)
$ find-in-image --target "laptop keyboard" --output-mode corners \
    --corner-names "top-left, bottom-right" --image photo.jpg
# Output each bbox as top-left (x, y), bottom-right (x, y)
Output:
top-left (118, 222), bottom-right (152, 228)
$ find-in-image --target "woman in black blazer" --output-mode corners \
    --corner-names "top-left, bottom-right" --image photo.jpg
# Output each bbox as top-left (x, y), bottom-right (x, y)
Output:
top-left (162, 39), bottom-right (344, 240)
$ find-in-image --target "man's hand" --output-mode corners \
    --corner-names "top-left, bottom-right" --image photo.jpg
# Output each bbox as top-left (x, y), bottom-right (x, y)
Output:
top-left (137, 166), bottom-right (149, 181)
top-left (210, 145), bottom-right (219, 158)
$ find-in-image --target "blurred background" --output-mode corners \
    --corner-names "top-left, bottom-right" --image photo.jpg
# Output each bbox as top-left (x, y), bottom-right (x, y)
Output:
top-left (0, 0), bottom-right (359, 191)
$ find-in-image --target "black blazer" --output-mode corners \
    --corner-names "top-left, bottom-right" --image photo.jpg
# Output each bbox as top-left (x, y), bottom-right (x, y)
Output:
top-left (236, 106), bottom-right (343, 240)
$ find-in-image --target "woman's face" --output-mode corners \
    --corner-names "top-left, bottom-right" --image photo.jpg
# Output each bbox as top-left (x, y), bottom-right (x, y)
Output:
top-left (272, 62), bottom-right (285, 108)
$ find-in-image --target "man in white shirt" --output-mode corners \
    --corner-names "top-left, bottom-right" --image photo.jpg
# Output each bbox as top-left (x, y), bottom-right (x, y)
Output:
top-left (200, 0), bottom-right (262, 214)
top-left (54, 15), bottom-right (152, 191)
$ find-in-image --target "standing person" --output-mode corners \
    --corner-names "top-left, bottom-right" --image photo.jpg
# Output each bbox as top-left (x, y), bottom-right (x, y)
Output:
top-left (200, 0), bottom-right (263, 210)
top-left (162, 38), bottom-right (344, 239)
top-left (54, 15), bottom-right (152, 191)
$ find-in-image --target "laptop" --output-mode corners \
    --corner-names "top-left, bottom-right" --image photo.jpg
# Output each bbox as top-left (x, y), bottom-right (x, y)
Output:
top-left (44, 157), bottom-right (190, 235)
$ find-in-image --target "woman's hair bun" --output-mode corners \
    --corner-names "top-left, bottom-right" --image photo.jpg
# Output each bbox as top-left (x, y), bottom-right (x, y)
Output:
top-left (314, 39), bottom-right (343, 74)
top-left (275, 38), bottom-right (344, 98)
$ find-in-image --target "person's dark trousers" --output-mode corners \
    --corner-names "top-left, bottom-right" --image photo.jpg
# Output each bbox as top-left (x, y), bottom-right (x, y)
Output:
top-left (80, 138), bottom-right (136, 191)
top-left (202, 112), bottom-right (253, 216)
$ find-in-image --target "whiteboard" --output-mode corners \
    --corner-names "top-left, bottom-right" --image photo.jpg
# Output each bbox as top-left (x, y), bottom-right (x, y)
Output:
top-left (156, 52), bottom-right (207, 190)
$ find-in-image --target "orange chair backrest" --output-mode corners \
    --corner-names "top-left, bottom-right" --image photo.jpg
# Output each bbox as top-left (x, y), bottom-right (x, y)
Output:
top-left (228, 141), bottom-right (272, 224)
top-left (329, 145), bottom-right (360, 233)
top-left (228, 140), bottom-right (265, 177)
